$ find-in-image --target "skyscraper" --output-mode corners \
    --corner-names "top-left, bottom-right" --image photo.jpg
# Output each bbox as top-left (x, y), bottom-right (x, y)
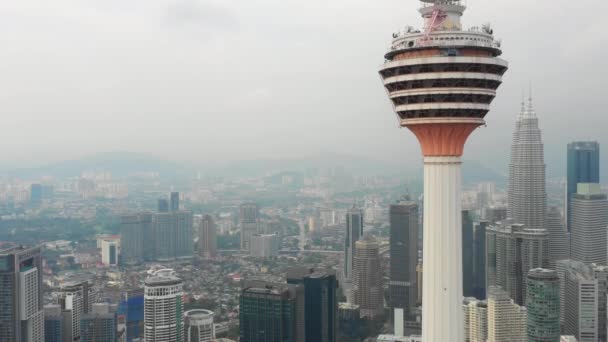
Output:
top-left (184, 309), bottom-right (215, 342)
top-left (526, 268), bottom-right (560, 342)
top-left (101, 239), bottom-right (119, 266)
top-left (486, 223), bottom-right (549, 305)
top-left (240, 203), bottom-right (260, 251)
top-left (378, 0), bottom-right (508, 339)
top-left (44, 304), bottom-right (63, 342)
top-left (58, 280), bottom-right (94, 342)
top-left (557, 260), bottom-right (601, 342)
top-left (462, 210), bottom-right (475, 297)
top-left (470, 220), bottom-right (488, 299)
top-left (144, 269), bottom-right (183, 342)
top-left (570, 183), bottom-right (608, 265)
top-left (198, 215), bottom-right (217, 259)
top-left (486, 286), bottom-right (527, 342)
top-left (249, 234), bottom-right (280, 258)
top-left (546, 207), bottom-right (570, 268)
top-left (0, 246), bottom-right (44, 342)
top-left (344, 206), bottom-right (363, 282)
top-left (463, 297), bottom-right (488, 342)
top-left (287, 267), bottom-right (338, 342)
top-left (239, 280), bottom-right (305, 342)
top-left (171, 191), bottom-right (180, 211)
top-left (353, 235), bottom-right (383, 319)
top-left (152, 208), bottom-right (193, 262)
top-left (120, 213), bottom-right (148, 265)
top-left (389, 197), bottom-right (418, 318)
top-left (566, 141), bottom-right (600, 231)
top-left (507, 96), bottom-right (547, 232)
top-left (80, 303), bottom-right (118, 342)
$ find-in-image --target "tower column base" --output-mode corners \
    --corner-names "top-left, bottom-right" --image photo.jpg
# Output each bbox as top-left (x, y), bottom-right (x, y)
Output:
top-left (422, 156), bottom-right (464, 342)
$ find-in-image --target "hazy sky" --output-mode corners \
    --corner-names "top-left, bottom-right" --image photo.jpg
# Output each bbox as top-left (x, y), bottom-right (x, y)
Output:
top-left (1, 0), bottom-right (606, 174)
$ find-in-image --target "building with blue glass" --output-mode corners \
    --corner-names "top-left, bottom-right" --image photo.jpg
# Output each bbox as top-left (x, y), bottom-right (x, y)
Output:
top-left (566, 141), bottom-right (600, 231)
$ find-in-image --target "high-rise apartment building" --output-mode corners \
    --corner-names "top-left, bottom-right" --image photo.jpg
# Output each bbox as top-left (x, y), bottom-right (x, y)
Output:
top-left (250, 234), bottom-right (280, 258)
top-left (101, 239), bottom-right (119, 266)
top-left (198, 215), bottom-right (217, 258)
top-left (566, 141), bottom-right (600, 231)
top-left (344, 206), bottom-right (363, 281)
top-left (526, 268), bottom-right (560, 341)
top-left (557, 260), bottom-right (601, 342)
top-left (486, 286), bottom-right (527, 342)
top-left (240, 203), bottom-right (260, 251)
top-left (463, 297), bottom-right (488, 342)
top-left (0, 246), bottom-right (44, 342)
top-left (389, 198), bottom-right (418, 318)
top-left (120, 213), bottom-right (151, 264)
top-left (239, 280), bottom-right (305, 342)
top-left (486, 223), bottom-right (549, 305)
top-left (287, 267), bottom-right (338, 342)
top-left (546, 207), bottom-right (570, 268)
top-left (570, 183), bottom-right (608, 265)
top-left (80, 303), bottom-right (118, 342)
top-left (144, 269), bottom-right (183, 342)
top-left (152, 209), bottom-right (193, 262)
top-left (378, 0), bottom-right (508, 338)
top-left (58, 280), bottom-right (94, 342)
top-left (184, 309), bottom-right (215, 342)
top-left (507, 96), bottom-right (547, 231)
top-left (353, 235), bottom-right (383, 319)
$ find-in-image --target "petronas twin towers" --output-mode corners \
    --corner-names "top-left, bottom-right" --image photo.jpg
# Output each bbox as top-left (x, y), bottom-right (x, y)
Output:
top-left (507, 96), bottom-right (547, 231)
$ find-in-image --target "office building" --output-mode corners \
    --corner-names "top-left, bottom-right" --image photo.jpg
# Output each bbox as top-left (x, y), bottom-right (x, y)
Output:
top-left (378, 0), bottom-right (508, 337)
top-left (152, 209), bottom-right (193, 262)
top-left (566, 141), bottom-right (600, 231)
top-left (389, 198), bottom-right (418, 319)
top-left (120, 213), bottom-right (151, 264)
top-left (557, 260), bottom-right (601, 342)
top-left (101, 239), bottom-right (119, 266)
top-left (250, 234), bottom-right (280, 258)
top-left (197, 215), bottom-right (217, 258)
top-left (487, 286), bottom-right (527, 342)
top-left (462, 210), bottom-right (474, 297)
top-left (239, 280), bottom-right (305, 342)
top-left (58, 280), bottom-right (94, 342)
top-left (526, 268), bottom-right (560, 342)
top-left (240, 203), bottom-right (260, 251)
top-left (570, 183), bottom-right (608, 265)
top-left (463, 297), bottom-right (488, 342)
top-left (0, 246), bottom-right (44, 342)
top-left (546, 207), bottom-right (570, 268)
top-left (80, 303), bottom-right (117, 342)
top-left (344, 206), bottom-right (364, 282)
top-left (184, 309), bottom-right (215, 342)
top-left (507, 95), bottom-right (547, 232)
top-left (287, 267), bottom-right (338, 342)
top-left (144, 269), bottom-right (183, 342)
top-left (353, 235), bottom-right (383, 318)
top-left (486, 223), bottom-right (549, 305)
top-left (44, 304), bottom-right (63, 342)
top-left (338, 303), bottom-right (362, 341)
top-left (170, 191), bottom-right (180, 211)
top-left (470, 221), bottom-right (488, 299)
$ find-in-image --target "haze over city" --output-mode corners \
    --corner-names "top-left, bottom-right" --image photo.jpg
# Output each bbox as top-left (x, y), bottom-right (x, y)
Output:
top-left (2, 0), bottom-right (606, 176)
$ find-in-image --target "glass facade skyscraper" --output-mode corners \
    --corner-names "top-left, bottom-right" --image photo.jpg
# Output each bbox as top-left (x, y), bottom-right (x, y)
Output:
top-left (566, 141), bottom-right (600, 231)
top-left (526, 268), bottom-right (560, 342)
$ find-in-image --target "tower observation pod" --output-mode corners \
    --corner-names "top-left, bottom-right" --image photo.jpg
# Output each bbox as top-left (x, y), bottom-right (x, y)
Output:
top-left (379, 1), bottom-right (507, 341)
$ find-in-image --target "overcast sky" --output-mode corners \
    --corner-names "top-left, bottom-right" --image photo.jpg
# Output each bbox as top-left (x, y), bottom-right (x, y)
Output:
top-left (1, 0), bottom-right (606, 174)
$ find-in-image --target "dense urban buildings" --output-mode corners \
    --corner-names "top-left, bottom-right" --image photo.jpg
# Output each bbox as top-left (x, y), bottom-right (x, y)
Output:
top-left (184, 309), bottom-right (215, 342)
top-left (353, 235), bottom-right (383, 319)
top-left (239, 280), bottom-right (305, 342)
top-left (197, 215), bottom-right (217, 259)
top-left (570, 183), bottom-right (608, 265)
top-left (526, 268), bottom-right (560, 341)
top-left (388, 197), bottom-right (419, 319)
top-left (240, 203), bottom-right (260, 251)
top-left (0, 246), bottom-right (44, 342)
top-left (507, 96), bottom-right (547, 231)
top-left (144, 270), bottom-right (184, 342)
top-left (287, 267), bottom-right (338, 342)
top-left (566, 141), bottom-right (600, 231)
top-left (378, 0), bottom-right (508, 338)
top-left (486, 223), bottom-right (549, 305)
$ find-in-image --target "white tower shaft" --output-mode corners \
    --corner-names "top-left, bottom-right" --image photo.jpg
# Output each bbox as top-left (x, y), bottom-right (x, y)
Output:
top-left (423, 156), bottom-right (464, 342)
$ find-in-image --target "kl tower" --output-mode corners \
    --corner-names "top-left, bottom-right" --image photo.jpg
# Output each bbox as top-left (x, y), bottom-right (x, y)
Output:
top-left (379, 0), bottom-right (507, 340)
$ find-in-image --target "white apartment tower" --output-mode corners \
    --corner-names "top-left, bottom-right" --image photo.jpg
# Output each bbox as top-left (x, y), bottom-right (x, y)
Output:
top-left (144, 269), bottom-right (183, 342)
top-left (486, 286), bottom-right (527, 342)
